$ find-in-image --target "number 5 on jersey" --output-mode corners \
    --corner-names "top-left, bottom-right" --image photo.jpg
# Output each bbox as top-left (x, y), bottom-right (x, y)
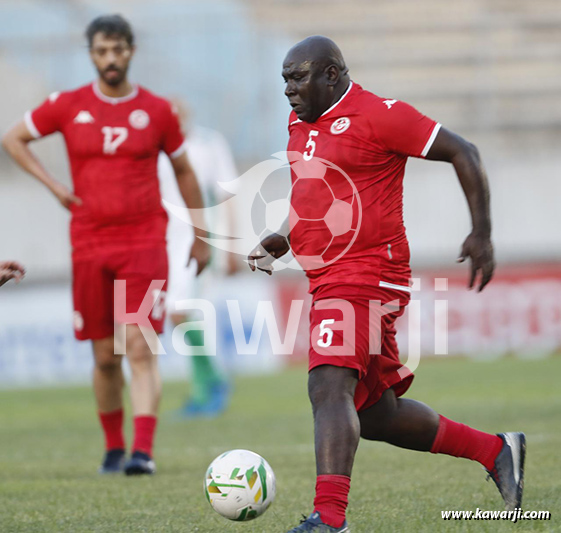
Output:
top-left (317, 318), bottom-right (335, 348)
top-left (303, 130), bottom-right (319, 161)
top-left (102, 126), bottom-right (128, 154)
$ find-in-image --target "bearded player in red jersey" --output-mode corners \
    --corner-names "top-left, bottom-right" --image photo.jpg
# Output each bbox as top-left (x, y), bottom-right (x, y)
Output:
top-left (2, 15), bottom-right (210, 476)
top-left (249, 36), bottom-right (525, 531)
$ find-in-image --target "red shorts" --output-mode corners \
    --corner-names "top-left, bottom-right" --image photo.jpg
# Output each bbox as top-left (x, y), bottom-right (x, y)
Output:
top-left (72, 245), bottom-right (168, 340)
top-left (309, 284), bottom-right (414, 412)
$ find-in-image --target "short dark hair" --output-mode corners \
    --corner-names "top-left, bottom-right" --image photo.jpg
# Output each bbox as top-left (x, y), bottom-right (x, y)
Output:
top-left (86, 14), bottom-right (134, 48)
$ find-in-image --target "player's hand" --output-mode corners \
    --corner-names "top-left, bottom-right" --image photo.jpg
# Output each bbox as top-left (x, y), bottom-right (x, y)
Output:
top-left (457, 233), bottom-right (495, 292)
top-left (247, 233), bottom-right (290, 276)
top-left (0, 261), bottom-right (26, 287)
top-left (189, 237), bottom-right (211, 276)
top-left (51, 182), bottom-right (82, 210)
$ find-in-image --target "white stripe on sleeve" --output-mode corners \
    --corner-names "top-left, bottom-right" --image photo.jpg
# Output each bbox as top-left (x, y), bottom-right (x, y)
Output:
top-left (379, 280), bottom-right (412, 293)
top-left (24, 111), bottom-right (42, 139)
top-left (169, 143), bottom-right (186, 159)
top-left (420, 123), bottom-right (442, 158)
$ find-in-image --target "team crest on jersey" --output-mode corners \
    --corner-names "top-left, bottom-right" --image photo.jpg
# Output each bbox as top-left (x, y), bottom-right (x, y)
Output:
top-left (74, 110), bottom-right (95, 124)
top-left (129, 109), bottom-right (150, 130)
top-left (330, 117), bottom-right (351, 135)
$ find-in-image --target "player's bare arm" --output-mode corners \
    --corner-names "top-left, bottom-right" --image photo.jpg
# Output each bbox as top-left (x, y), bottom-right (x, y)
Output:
top-left (1, 122), bottom-right (81, 210)
top-left (0, 261), bottom-right (26, 287)
top-left (170, 152), bottom-right (210, 275)
top-left (247, 218), bottom-right (291, 275)
top-left (425, 127), bottom-right (495, 292)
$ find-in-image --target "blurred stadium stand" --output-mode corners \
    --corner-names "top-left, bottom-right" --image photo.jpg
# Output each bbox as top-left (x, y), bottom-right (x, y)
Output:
top-left (250, 0), bottom-right (561, 134)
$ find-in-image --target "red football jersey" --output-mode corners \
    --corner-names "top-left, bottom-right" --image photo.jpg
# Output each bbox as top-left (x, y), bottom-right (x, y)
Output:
top-left (287, 82), bottom-right (440, 293)
top-left (25, 82), bottom-right (185, 258)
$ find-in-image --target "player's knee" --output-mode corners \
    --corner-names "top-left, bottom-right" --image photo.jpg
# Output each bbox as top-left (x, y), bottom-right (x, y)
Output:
top-left (95, 354), bottom-right (121, 373)
top-left (93, 337), bottom-right (121, 373)
top-left (308, 379), bottom-right (335, 409)
top-left (126, 342), bottom-right (154, 366)
top-left (125, 326), bottom-right (160, 358)
top-left (308, 365), bottom-right (358, 410)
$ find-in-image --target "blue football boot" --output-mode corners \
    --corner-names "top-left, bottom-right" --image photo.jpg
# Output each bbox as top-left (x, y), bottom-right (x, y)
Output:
top-left (486, 432), bottom-right (526, 511)
top-left (287, 512), bottom-right (350, 532)
top-left (124, 451), bottom-right (156, 476)
top-left (98, 449), bottom-right (125, 474)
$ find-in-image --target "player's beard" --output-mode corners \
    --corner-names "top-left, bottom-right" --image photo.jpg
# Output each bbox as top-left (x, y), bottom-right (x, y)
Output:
top-left (100, 65), bottom-right (127, 87)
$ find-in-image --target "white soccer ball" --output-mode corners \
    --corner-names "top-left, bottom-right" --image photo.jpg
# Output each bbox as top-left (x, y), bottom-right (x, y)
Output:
top-left (204, 449), bottom-right (276, 521)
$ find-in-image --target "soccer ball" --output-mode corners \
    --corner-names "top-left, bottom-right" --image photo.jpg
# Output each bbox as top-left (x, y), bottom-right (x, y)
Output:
top-left (204, 449), bottom-right (276, 521)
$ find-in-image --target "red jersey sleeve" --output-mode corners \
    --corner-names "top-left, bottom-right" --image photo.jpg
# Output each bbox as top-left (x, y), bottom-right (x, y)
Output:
top-left (25, 91), bottom-right (68, 138)
top-left (160, 101), bottom-right (185, 158)
top-left (373, 100), bottom-right (441, 158)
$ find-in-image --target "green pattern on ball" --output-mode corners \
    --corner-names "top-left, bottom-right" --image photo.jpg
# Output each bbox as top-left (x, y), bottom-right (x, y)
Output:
top-left (257, 461), bottom-right (268, 501)
top-left (234, 507), bottom-right (249, 521)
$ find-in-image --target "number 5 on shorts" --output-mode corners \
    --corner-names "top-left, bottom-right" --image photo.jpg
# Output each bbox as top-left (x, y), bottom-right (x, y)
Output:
top-left (317, 318), bottom-right (335, 348)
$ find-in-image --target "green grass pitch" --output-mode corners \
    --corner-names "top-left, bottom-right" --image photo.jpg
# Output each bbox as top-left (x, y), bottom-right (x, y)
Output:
top-left (1, 357), bottom-right (559, 532)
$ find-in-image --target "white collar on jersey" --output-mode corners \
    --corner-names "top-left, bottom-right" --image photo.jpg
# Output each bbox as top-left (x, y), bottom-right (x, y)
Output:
top-left (321, 81), bottom-right (353, 118)
top-left (92, 81), bottom-right (139, 104)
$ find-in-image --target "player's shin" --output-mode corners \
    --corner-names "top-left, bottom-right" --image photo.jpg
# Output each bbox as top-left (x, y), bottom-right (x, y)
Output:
top-left (309, 367), bottom-right (359, 528)
top-left (93, 338), bottom-right (126, 451)
top-left (312, 399), bottom-right (356, 528)
top-left (126, 326), bottom-right (162, 458)
top-left (129, 362), bottom-right (160, 458)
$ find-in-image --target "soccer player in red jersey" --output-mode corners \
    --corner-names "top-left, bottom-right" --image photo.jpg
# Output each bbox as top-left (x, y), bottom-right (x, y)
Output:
top-left (249, 36), bottom-right (525, 531)
top-left (2, 15), bottom-right (210, 475)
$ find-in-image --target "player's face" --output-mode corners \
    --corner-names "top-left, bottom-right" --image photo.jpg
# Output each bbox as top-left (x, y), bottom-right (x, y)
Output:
top-left (282, 57), bottom-right (331, 123)
top-left (89, 33), bottom-right (135, 87)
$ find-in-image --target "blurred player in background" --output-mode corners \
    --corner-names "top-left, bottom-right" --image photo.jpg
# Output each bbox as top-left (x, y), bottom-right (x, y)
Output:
top-left (0, 261), bottom-right (25, 287)
top-left (249, 36), bottom-right (525, 531)
top-left (158, 99), bottom-right (239, 417)
top-left (2, 15), bottom-right (209, 475)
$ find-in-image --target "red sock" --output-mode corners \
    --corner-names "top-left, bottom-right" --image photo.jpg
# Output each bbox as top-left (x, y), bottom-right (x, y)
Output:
top-left (133, 415), bottom-right (157, 457)
top-left (313, 474), bottom-right (350, 528)
top-left (98, 408), bottom-right (125, 451)
top-left (430, 415), bottom-right (503, 470)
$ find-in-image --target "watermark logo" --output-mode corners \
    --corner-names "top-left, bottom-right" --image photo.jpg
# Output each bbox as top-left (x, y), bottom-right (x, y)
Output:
top-left (163, 151), bottom-right (362, 272)
top-left (111, 277), bottom-right (451, 377)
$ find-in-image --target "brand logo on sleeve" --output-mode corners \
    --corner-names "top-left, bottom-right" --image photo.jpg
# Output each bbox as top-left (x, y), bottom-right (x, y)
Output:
top-left (73, 110), bottom-right (95, 124)
top-left (330, 117), bottom-right (351, 135)
top-left (383, 99), bottom-right (397, 109)
top-left (129, 109), bottom-right (150, 129)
